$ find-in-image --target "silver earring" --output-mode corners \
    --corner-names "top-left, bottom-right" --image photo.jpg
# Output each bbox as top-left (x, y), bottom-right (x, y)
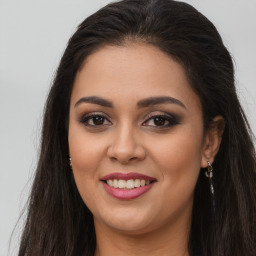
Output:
top-left (205, 160), bottom-right (215, 212)
top-left (69, 157), bottom-right (72, 169)
top-left (205, 160), bottom-right (213, 178)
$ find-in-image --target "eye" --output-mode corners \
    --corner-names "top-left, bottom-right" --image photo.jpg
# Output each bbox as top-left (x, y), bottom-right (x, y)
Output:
top-left (80, 113), bottom-right (112, 127)
top-left (142, 113), bottom-right (179, 128)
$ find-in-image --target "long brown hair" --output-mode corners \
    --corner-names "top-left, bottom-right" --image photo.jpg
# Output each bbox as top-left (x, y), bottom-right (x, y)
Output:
top-left (18, 0), bottom-right (256, 255)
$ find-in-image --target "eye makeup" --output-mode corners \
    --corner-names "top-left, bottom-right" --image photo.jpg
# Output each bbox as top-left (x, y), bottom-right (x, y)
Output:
top-left (78, 109), bottom-right (181, 131)
top-left (142, 111), bottom-right (181, 129)
top-left (79, 111), bottom-right (112, 128)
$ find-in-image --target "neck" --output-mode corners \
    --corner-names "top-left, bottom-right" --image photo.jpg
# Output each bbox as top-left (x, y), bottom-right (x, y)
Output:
top-left (94, 217), bottom-right (190, 256)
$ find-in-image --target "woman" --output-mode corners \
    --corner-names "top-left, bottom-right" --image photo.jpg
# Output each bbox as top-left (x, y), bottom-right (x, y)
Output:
top-left (18, 0), bottom-right (256, 255)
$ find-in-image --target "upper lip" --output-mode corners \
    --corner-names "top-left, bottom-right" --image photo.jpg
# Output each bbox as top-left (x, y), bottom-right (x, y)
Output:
top-left (101, 172), bottom-right (157, 181)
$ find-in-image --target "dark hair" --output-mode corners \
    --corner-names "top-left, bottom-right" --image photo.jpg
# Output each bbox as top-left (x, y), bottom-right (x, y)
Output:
top-left (18, 0), bottom-right (256, 255)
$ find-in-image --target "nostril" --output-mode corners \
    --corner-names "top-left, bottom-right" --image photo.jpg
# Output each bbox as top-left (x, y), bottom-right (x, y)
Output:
top-left (107, 138), bottom-right (146, 163)
top-left (109, 156), bottom-right (118, 162)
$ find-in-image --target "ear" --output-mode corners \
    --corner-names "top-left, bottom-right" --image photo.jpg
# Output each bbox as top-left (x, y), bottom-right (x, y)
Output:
top-left (201, 115), bottom-right (225, 168)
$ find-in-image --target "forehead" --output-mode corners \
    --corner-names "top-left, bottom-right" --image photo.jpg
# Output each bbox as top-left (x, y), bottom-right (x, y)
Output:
top-left (71, 43), bottom-right (201, 112)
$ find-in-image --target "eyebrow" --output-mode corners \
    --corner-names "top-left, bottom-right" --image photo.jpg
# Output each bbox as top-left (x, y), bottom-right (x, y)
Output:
top-left (74, 96), bottom-right (113, 108)
top-left (137, 96), bottom-right (186, 109)
top-left (74, 96), bottom-right (186, 109)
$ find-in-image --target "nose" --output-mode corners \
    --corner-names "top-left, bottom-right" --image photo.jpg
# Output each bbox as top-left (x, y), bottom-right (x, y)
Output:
top-left (107, 123), bottom-right (146, 164)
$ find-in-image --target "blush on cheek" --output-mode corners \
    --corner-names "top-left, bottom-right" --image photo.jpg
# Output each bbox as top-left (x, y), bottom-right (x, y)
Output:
top-left (69, 134), bottom-right (105, 173)
top-left (155, 136), bottom-right (202, 183)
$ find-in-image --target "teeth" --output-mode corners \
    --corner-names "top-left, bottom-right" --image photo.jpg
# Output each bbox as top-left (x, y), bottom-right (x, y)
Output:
top-left (118, 180), bottom-right (126, 189)
top-left (113, 179), bottom-right (118, 188)
top-left (106, 179), bottom-right (152, 189)
top-left (134, 179), bottom-right (140, 187)
top-left (126, 179), bottom-right (135, 189)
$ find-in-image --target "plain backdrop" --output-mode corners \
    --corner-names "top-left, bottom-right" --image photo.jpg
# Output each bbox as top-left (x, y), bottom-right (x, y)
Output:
top-left (0, 0), bottom-right (255, 255)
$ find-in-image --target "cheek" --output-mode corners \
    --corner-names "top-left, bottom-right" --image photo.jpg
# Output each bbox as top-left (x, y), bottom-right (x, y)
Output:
top-left (68, 124), bottom-right (107, 204)
top-left (69, 125), bottom-right (105, 175)
top-left (145, 129), bottom-right (203, 222)
top-left (150, 127), bottom-right (203, 191)
top-left (68, 129), bottom-right (107, 213)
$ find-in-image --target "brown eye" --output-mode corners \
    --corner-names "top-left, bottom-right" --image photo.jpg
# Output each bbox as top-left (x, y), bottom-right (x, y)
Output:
top-left (80, 113), bottom-right (112, 127)
top-left (153, 116), bottom-right (166, 126)
top-left (142, 113), bottom-right (179, 128)
top-left (92, 116), bottom-right (105, 125)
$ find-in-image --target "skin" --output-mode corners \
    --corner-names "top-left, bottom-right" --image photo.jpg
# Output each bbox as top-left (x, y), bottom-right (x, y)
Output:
top-left (68, 43), bottom-right (223, 256)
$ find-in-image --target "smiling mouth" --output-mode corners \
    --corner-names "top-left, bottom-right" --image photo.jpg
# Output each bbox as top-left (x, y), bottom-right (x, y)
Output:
top-left (100, 172), bottom-right (157, 200)
top-left (102, 179), bottom-right (156, 189)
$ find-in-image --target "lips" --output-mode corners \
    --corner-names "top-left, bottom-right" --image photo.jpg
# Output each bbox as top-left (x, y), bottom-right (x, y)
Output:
top-left (101, 172), bottom-right (156, 181)
top-left (101, 172), bottom-right (157, 200)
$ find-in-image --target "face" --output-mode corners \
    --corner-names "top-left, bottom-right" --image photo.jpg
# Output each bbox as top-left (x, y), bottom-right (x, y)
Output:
top-left (68, 43), bottom-right (207, 235)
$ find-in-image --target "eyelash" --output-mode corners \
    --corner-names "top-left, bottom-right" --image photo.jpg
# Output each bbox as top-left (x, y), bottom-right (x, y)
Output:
top-left (142, 113), bottom-right (180, 128)
top-left (79, 112), bottom-right (111, 128)
top-left (79, 112), bottom-right (180, 129)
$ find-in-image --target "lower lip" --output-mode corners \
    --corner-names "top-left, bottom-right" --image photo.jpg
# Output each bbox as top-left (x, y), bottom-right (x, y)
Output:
top-left (102, 182), bottom-right (155, 200)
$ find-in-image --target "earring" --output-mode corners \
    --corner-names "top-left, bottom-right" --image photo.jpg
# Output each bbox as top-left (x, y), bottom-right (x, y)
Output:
top-left (205, 160), bottom-right (215, 213)
top-left (69, 157), bottom-right (72, 169)
top-left (205, 160), bottom-right (213, 178)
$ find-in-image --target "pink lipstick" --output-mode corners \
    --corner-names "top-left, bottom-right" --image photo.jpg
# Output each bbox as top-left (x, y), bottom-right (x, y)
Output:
top-left (101, 172), bottom-right (157, 200)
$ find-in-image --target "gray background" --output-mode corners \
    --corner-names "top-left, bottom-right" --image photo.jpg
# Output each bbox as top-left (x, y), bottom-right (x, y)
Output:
top-left (0, 0), bottom-right (255, 255)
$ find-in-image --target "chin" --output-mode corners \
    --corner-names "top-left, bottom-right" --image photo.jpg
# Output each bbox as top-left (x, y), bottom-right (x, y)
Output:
top-left (94, 205), bottom-right (157, 234)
